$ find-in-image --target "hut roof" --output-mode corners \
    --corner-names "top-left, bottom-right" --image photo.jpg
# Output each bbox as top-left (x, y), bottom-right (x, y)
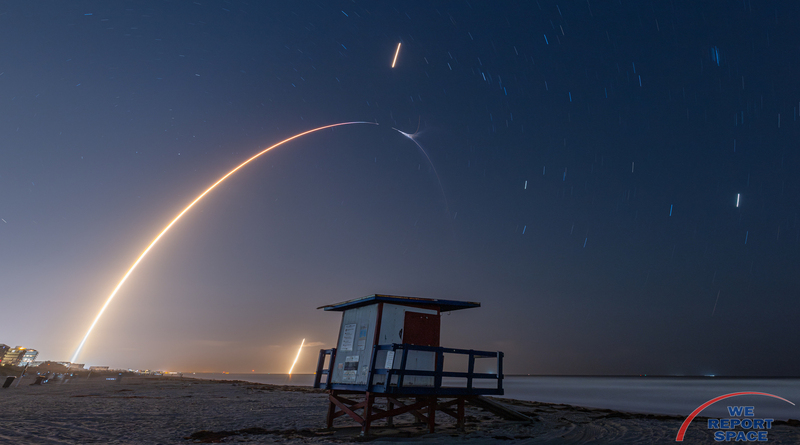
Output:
top-left (317, 294), bottom-right (480, 313)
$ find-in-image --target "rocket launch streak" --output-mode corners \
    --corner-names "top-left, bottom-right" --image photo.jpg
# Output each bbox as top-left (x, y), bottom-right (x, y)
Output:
top-left (391, 42), bottom-right (401, 68)
top-left (288, 338), bottom-right (305, 375)
top-left (70, 122), bottom-right (376, 363)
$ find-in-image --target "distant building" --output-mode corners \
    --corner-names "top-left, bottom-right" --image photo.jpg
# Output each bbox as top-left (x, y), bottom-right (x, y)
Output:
top-left (89, 366), bottom-right (109, 371)
top-left (1, 347), bottom-right (36, 366)
top-left (1, 347), bottom-right (22, 366)
top-left (20, 349), bottom-right (38, 366)
top-left (69, 363), bottom-right (85, 370)
top-left (0, 344), bottom-right (9, 362)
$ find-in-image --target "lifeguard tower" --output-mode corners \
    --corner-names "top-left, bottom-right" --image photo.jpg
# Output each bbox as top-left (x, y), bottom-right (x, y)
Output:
top-left (313, 294), bottom-right (527, 435)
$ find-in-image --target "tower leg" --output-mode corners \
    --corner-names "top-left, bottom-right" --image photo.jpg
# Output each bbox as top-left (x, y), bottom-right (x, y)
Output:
top-left (361, 391), bottom-right (375, 436)
top-left (387, 398), bottom-right (394, 427)
top-left (326, 392), bottom-right (336, 429)
top-left (457, 397), bottom-right (465, 431)
top-left (427, 396), bottom-right (436, 433)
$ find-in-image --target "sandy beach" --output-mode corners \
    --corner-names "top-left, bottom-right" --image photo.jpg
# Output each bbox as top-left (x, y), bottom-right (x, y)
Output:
top-left (0, 376), bottom-right (798, 444)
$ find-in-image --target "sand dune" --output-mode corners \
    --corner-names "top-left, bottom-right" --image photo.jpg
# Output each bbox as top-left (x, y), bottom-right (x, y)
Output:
top-left (0, 376), bottom-right (797, 444)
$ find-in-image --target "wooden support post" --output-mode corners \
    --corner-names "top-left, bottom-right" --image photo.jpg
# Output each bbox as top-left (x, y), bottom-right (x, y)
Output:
top-left (326, 348), bottom-right (336, 389)
top-left (427, 395), bottom-right (436, 433)
top-left (467, 351), bottom-right (475, 390)
top-left (387, 398), bottom-right (394, 427)
top-left (435, 351), bottom-right (444, 389)
top-left (397, 347), bottom-right (409, 389)
top-left (314, 349), bottom-right (325, 388)
top-left (362, 392), bottom-right (375, 436)
top-left (497, 351), bottom-right (504, 392)
top-left (326, 393), bottom-right (336, 429)
top-left (457, 397), bottom-right (465, 431)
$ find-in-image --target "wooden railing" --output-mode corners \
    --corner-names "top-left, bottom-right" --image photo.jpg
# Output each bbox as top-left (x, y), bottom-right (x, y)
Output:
top-left (313, 348), bottom-right (336, 390)
top-left (314, 344), bottom-right (503, 395)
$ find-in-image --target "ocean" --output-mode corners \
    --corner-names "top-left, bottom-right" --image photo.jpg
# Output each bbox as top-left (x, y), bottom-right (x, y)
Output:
top-left (187, 374), bottom-right (800, 421)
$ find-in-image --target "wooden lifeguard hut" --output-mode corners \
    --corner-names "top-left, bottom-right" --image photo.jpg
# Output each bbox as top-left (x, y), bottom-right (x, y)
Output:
top-left (313, 294), bottom-right (525, 435)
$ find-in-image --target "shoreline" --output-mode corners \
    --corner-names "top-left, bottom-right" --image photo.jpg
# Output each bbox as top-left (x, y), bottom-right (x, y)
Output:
top-left (0, 376), bottom-right (797, 444)
top-left (184, 373), bottom-right (800, 421)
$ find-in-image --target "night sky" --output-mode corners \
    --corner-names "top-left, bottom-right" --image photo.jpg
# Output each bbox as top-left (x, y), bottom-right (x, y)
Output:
top-left (1, 1), bottom-right (798, 376)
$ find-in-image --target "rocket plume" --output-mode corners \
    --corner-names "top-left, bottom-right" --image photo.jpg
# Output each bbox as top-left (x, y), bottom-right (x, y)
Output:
top-left (70, 122), bottom-right (376, 363)
top-left (391, 126), bottom-right (450, 216)
top-left (391, 42), bottom-right (401, 68)
top-left (288, 338), bottom-right (305, 375)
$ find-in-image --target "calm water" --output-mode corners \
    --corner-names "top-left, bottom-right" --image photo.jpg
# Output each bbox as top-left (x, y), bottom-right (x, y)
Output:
top-left (188, 374), bottom-right (800, 420)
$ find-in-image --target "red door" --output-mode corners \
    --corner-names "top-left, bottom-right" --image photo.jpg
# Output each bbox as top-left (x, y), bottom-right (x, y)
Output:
top-left (403, 311), bottom-right (440, 347)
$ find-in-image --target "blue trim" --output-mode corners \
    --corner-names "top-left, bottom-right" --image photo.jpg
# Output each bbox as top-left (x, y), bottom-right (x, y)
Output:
top-left (318, 294), bottom-right (480, 312)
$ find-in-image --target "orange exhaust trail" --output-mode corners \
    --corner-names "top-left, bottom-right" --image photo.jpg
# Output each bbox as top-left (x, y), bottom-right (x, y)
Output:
top-left (391, 42), bottom-right (401, 68)
top-left (71, 122), bottom-right (376, 363)
top-left (288, 338), bottom-right (305, 375)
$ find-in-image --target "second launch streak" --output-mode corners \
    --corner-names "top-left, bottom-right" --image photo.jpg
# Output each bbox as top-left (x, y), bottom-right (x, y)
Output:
top-left (392, 42), bottom-right (401, 68)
